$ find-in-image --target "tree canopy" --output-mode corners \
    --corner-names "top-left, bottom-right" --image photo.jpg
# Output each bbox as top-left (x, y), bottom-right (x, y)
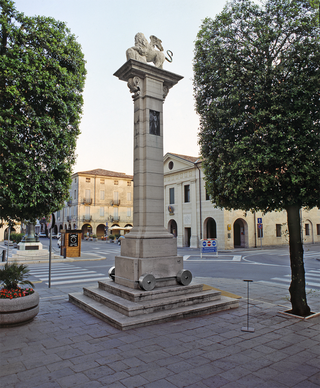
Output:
top-left (194, 0), bottom-right (320, 213)
top-left (193, 0), bottom-right (320, 316)
top-left (0, 0), bottom-right (86, 222)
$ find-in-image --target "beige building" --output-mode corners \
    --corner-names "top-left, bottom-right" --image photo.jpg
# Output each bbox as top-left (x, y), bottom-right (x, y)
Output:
top-left (164, 153), bottom-right (320, 250)
top-left (54, 169), bottom-right (133, 238)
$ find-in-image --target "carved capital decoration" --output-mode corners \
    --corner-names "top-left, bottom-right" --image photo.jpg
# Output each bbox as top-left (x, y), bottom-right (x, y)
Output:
top-left (163, 85), bottom-right (169, 99)
top-left (127, 76), bottom-right (141, 99)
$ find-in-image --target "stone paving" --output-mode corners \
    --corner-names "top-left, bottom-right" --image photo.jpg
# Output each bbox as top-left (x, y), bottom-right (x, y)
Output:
top-left (0, 278), bottom-right (319, 388)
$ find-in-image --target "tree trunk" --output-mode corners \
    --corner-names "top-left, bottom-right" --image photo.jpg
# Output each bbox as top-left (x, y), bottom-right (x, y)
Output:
top-left (286, 205), bottom-right (311, 316)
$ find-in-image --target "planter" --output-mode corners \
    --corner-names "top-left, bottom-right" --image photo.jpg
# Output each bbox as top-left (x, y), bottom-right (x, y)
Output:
top-left (0, 291), bottom-right (39, 327)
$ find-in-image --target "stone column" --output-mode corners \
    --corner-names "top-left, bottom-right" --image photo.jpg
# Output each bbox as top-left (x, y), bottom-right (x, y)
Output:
top-left (113, 59), bottom-right (184, 289)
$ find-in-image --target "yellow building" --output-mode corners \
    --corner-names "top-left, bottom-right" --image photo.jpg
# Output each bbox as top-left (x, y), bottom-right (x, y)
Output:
top-left (54, 169), bottom-right (133, 238)
top-left (164, 153), bottom-right (320, 249)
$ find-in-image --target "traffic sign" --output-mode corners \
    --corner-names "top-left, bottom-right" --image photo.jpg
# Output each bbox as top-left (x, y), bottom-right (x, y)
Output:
top-left (258, 224), bottom-right (263, 229)
top-left (257, 218), bottom-right (262, 224)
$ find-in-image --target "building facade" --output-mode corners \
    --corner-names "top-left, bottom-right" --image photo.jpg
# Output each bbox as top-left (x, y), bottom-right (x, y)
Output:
top-left (54, 169), bottom-right (133, 238)
top-left (164, 153), bottom-right (320, 250)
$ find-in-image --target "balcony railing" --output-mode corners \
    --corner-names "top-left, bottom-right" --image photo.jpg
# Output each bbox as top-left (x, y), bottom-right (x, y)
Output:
top-left (67, 200), bottom-right (72, 207)
top-left (82, 216), bottom-right (92, 222)
top-left (108, 216), bottom-right (120, 222)
top-left (83, 198), bottom-right (92, 205)
top-left (110, 199), bottom-right (120, 206)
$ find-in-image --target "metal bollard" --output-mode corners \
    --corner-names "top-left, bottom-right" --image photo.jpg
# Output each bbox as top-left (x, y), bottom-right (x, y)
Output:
top-left (2, 250), bottom-right (5, 262)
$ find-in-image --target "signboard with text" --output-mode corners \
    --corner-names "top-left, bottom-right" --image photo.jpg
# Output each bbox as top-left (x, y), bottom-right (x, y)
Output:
top-left (201, 239), bottom-right (217, 253)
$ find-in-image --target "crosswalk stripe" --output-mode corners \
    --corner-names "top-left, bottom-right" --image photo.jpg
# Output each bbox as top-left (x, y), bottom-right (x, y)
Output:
top-left (28, 263), bottom-right (107, 285)
top-left (38, 273), bottom-right (105, 281)
top-left (271, 277), bottom-right (320, 288)
top-left (50, 277), bottom-right (107, 285)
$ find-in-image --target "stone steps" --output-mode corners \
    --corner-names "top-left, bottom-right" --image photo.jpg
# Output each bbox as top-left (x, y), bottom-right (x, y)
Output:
top-left (69, 280), bottom-right (239, 330)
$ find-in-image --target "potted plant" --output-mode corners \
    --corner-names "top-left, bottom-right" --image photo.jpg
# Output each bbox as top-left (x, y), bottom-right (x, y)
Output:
top-left (109, 235), bottom-right (115, 243)
top-left (92, 234), bottom-right (98, 241)
top-left (0, 263), bottom-right (39, 327)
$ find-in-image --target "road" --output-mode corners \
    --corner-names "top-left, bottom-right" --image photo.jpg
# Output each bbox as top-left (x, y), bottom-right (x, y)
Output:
top-left (7, 239), bottom-right (320, 292)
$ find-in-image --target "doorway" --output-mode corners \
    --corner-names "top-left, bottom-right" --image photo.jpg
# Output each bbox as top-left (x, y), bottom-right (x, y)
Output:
top-left (185, 227), bottom-right (191, 247)
top-left (233, 219), bottom-right (247, 248)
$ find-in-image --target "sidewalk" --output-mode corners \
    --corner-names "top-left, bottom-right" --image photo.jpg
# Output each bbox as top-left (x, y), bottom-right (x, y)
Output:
top-left (0, 278), bottom-right (319, 388)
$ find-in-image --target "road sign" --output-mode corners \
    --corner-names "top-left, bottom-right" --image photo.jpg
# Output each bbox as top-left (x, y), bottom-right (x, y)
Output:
top-left (258, 224), bottom-right (263, 230)
top-left (257, 218), bottom-right (262, 224)
top-left (201, 239), bottom-right (217, 253)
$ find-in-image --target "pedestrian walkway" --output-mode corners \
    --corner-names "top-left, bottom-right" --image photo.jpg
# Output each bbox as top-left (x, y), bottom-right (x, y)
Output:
top-left (28, 263), bottom-right (109, 286)
top-left (1, 277), bottom-right (319, 387)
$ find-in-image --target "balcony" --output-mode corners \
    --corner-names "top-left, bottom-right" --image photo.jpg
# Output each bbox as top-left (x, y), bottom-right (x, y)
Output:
top-left (110, 199), bottom-right (120, 206)
top-left (83, 198), bottom-right (92, 205)
top-left (108, 215), bottom-right (120, 222)
top-left (67, 200), bottom-right (72, 207)
top-left (82, 216), bottom-right (92, 222)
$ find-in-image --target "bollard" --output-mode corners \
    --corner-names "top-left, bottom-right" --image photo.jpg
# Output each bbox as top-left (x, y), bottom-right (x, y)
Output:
top-left (2, 250), bottom-right (6, 262)
top-left (241, 279), bottom-right (255, 332)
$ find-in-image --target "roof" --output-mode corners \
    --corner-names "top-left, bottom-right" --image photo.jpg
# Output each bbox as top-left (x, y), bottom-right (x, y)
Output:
top-left (166, 153), bottom-right (201, 164)
top-left (74, 169), bottom-right (133, 179)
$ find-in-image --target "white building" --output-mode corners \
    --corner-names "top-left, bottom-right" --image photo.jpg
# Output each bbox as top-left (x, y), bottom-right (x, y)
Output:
top-left (164, 153), bottom-right (320, 249)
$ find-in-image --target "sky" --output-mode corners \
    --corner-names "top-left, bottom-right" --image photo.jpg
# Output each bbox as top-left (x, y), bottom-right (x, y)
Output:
top-left (13, 0), bottom-right (229, 175)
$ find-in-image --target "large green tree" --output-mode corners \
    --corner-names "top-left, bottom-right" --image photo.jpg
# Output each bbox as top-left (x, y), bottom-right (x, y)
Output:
top-left (0, 0), bottom-right (86, 222)
top-left (194, 0), bottom-right (320, 316)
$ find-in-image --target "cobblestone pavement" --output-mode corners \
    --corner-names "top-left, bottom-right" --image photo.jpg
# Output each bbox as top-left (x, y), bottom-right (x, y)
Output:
top-left (1, 278), bottom-right (319, 388)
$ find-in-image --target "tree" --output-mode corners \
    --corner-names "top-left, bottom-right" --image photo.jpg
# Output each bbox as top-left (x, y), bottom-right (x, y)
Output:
top-left (193, 0), bottom-right (320, 316)
top-left (0, 0), bottom-right (86, 222)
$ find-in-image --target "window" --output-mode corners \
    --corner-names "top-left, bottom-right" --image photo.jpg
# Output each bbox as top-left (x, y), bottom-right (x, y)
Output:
top-left (127, 208), bottom-right (132, 217)
top-left (169, 188), bottom-right (174, 204)
top-left (184, 185), bottom-right (190, 203)
top-left (86, 178), bottom-right (90, 183)
top-left (276, 224), bottom-right (281, 237)
top-left (100, 179), bottom-right (105, 184)
top-left (74, 190), bottom-right (76, 200)
top-left (114, 180), bottom-right (118, 185)
top-left (85, 206), bottom-right (90, 217)
top-left (168, 161), bottom-right (174, 170)
top-left (305, 224), bottom-right (310, 236)
top-left (127, 192), bottom-right (131, 201)
top-left (85, 189), bottom-right (91, 199)
top-left (100, 190), bottom-right (105, 200)
top-left (127, 181), bottom-right (131, 186)
top-left (114, 207), bottom-right (119, 219)
top-left (100, 207), bottom-right (104, 217)
top-left (205, 189), bottom-right (210, 201)
top-left (317, 224), bottom-right (320, 236)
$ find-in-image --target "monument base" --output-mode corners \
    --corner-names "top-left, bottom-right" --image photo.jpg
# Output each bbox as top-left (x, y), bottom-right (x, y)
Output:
top-left (114, 255), bottom-right (183, 289)
top-left (69, 280), bottom-right (239, 331)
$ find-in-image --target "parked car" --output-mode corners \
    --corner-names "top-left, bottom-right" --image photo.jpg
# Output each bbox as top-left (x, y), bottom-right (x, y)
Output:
top-left (52, 233), bottom-right (61, 239)
top-left (38, 232), bottom-right (47, 238)
top-left (57, 237), bottom-right (61, 248)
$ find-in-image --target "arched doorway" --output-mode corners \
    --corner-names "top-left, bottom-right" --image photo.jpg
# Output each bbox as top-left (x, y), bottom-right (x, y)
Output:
top-left (168, 219), bottom-right (177, 237)
top-left (234, 218), bottom-right (248, 248)
top-left (82, 224), bottom-right (92, 238)
top-left (96, 224), bottom-right (105, 238)
top-left (204, 217), bottom-right (217, 239)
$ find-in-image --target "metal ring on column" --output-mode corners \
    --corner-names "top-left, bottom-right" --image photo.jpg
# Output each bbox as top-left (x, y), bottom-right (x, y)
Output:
top-left (177, 269), bottom-right (192, 286)
top-left (108, 266), bottom-right (115, 281)
top-left (139, 273), bottom-right (156, 291)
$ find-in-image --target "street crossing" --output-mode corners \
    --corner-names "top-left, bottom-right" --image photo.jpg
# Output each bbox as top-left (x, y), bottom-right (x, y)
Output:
top-left (28, 263), bottom-right (108, 286)
top-left (257, 269), bottom-right (320, 290)
top-left (271, 269), bottom-right (320, 289)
